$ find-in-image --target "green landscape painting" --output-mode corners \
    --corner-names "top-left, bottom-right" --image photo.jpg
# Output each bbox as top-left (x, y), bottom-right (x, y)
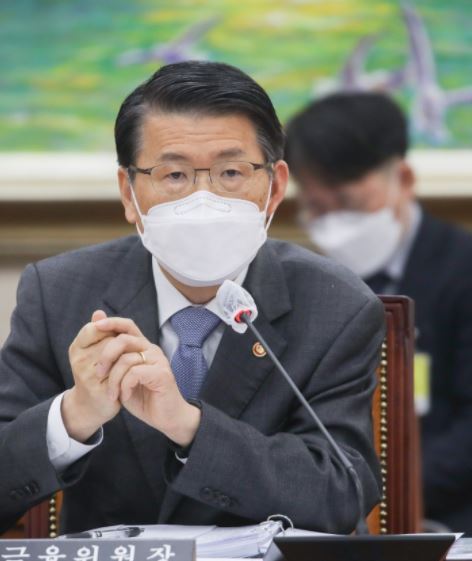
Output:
top-left (2, 0), bottom-right (472, 151)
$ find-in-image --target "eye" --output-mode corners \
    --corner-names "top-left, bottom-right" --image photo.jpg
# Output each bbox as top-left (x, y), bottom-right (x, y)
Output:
top-left (166, 171), bottom-right (187, 182)
top-left (221, 168), bottom-right (242, 179)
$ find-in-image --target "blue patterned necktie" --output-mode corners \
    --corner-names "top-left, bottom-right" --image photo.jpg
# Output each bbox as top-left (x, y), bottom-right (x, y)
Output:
top-left (170, 306), bottom-right (221, 400)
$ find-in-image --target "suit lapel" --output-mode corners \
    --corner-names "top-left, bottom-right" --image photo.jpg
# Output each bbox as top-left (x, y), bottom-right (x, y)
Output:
top-left (200, 242), bottom-right (292, 417)
top-left (398, 211), bottom-right (450, 347)
top-left (159, 241), bottom-right (292, 522)
top-left (398, 211), bottom-right (439, 297)
top-left (102, 239), bottom-right (168, 509)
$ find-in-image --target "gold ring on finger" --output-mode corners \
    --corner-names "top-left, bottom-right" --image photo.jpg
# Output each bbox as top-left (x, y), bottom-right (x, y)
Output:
top-left (138, 351), bottom-right (147, 364)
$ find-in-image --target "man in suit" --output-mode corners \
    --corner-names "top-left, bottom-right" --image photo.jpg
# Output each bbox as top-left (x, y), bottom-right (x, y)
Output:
top-left (285, 91), bottom-right (472, 533)
top-left (0, 62), bottom-right (384, 535)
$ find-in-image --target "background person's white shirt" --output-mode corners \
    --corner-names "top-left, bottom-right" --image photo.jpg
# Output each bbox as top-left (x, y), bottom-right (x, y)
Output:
top-left (372, 201), bottom-right (422, 292)
top-left (46, 257), bottom-right (248, 472)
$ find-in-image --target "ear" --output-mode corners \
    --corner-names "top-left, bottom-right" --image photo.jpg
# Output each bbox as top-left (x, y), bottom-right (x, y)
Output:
top-left (118, 167), bottom-right (141, 228)
top-left (267, 160), bottom-right (289, 216)
top-left (398, 160), bottom-right (416, 201)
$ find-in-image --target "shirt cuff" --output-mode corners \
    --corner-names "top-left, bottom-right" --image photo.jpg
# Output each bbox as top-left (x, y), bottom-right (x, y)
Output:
top-left (175, 452), bottom-right (189, 465)
top-left (46, 392), bottom-right (103, 472)
top-left (169, 398), bottom-right (202, 465)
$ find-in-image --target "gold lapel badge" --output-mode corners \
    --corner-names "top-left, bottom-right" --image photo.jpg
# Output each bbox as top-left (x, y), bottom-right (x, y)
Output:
top-left (252, 342), bottom-right (267, 358)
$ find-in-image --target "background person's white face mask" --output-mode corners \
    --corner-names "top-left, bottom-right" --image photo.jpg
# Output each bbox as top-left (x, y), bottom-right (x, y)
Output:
top-left (131, 187), bottom-right (273, 287)
top-left (306, 207), bottom-right (403, 278)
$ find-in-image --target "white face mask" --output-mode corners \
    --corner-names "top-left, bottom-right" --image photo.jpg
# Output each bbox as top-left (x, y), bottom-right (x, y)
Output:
top-left (306, 207), bottom-right (403, 278)
top-left (130, 187), bottom-right (273, 287)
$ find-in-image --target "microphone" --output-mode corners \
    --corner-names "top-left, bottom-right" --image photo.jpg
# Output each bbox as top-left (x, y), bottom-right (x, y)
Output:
top-left (216, 279), bottom-right (258, 334)
top-left (216, 280), bottom-right (369, 535)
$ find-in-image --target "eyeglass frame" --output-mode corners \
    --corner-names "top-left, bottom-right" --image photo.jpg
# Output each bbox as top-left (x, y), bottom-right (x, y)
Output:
top-left (127, 160), bottom-right (274, 193)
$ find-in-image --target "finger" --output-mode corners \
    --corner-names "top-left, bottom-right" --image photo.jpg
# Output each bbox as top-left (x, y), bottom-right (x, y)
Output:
top-left (95, 333), bottom-right (147, 379)
top-left (94, 317), bottom-right (143, 337)
top-left (106, 345), bottom-right (165, 398)
top-left (106, 351), bottom-right (145, 401)
top-left (74, 321), bottom-right (114, 350)
top-left (92, 309), bottom-right (108, 322)
top-left (68, 334), bottom-right (116, 387)
top-left (120, 365), bottom-right (164, 402)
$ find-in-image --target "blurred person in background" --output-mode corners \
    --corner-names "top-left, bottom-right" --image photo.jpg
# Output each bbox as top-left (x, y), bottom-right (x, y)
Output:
top-left (285, 91), bottom-right (472, 534)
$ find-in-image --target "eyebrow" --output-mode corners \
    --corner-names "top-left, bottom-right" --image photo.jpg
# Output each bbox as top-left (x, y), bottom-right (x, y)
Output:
top-left (214, 148), bottom-right (247, 159)
top-left (157, 148), bottom-right (247, 163)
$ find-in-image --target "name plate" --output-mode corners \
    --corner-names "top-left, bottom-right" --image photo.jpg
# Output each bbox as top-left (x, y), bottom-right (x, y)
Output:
top-left (0, 538), bottom-right (195, 561)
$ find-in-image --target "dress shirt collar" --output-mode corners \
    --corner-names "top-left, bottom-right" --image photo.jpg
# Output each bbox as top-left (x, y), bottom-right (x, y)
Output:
top-left (152, 258), bottom-right (249, 328)
top-left (384, 201), bottom-right (422, 282)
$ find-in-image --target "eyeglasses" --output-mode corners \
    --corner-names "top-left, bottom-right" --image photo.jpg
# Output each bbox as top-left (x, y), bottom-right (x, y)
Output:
top-left (128, 161), bottom-right (273, 197)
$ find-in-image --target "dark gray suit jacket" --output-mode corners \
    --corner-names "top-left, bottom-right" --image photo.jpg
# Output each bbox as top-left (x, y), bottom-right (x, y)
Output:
top-left (0, 237), bottom-right (384, 535)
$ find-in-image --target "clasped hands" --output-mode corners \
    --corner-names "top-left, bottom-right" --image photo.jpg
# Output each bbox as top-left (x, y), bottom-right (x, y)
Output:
top-left (62, 310), bottom-right (201, 447)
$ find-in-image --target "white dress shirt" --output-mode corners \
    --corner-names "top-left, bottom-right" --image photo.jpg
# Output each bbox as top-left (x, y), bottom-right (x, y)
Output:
top-left (376, 201), bottom-right (422, 293)
top-left (46, 257), bottom-right (248, 471)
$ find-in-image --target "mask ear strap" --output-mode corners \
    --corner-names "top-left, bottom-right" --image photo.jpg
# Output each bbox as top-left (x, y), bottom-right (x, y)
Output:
top-left (264, 178), bottom-right (275, 232)
top-left (128, 173), bottom-right (145, 220)
top-left (127, 173), bottom-right (147, 236)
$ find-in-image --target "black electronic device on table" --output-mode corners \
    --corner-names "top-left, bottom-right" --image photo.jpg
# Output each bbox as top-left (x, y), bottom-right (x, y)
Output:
top-left (266, 533), bottom-right (456, 561)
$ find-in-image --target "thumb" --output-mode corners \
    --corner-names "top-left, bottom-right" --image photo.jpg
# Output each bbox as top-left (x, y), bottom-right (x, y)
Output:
top-left (92, 309), bottom-right (108, 322)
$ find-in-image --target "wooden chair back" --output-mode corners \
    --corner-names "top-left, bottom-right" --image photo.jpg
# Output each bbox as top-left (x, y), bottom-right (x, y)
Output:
top-left (367, 295), bottom-right (422, 533)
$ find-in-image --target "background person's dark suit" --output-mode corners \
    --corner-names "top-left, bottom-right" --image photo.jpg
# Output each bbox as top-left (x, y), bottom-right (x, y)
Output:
top-left (0, 237), bottom-right (384, 535)
top-left (395, 211), bottom-right (472, 533)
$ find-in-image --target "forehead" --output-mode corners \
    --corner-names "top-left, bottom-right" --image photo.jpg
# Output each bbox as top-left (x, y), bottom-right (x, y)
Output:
top-left (299, 166), bottom-right (393, 195)
top-left (137, 111), bottom-right (262, 162)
